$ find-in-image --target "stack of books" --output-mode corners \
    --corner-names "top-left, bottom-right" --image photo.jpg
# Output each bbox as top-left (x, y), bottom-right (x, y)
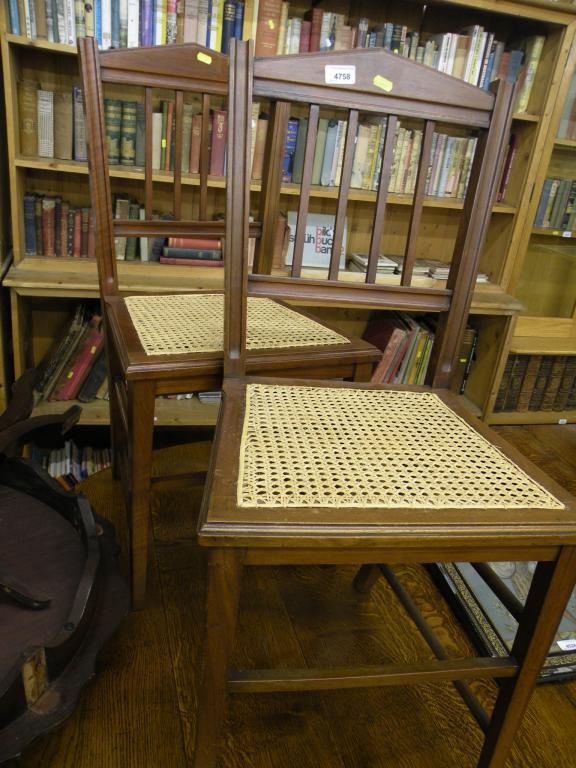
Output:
top-left (35, 305), bottom-right (108, 403)
top-left (348, 252), bottom-right (489, 283)
top-left (31, 440), bottom-right (112, 490)
top-left (24, 193), bottom-right (94, 258)
top-left (160, 236), bottom-right (223, 266)
top-left (534, 177), bottom-right (576, 231)
top-left (558, 70), bottom-right (576, 141)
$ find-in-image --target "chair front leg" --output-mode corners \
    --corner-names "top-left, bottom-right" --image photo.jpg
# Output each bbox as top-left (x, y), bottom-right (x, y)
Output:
top-left (104, 326), bottom-right (126, 481)
top-left (193, 548), bottom-right (244, 768)
top-left (127, 379), bottom-right (156, 610)
top-left (478, 546), bottom-right (576, 768)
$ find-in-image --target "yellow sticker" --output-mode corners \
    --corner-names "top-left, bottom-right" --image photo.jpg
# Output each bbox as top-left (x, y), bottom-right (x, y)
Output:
top-left (67, 372), bottom-right (73, 379)
top-left (161, 139), bottom-right (167, 148)
top-left (267, 19), bottom-right (275, 29)
top-left (373, 75), bottom-right (393, 93)
top-left (197, 51), bottom-right (212, 65)
top-left (90, 345), bottom-right (97, 354)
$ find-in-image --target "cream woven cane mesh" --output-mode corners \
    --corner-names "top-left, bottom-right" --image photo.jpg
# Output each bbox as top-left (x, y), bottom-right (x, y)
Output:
top-left (124, 294), bottom-right (348, 355)
top-left (238, 383), bottom-right (565, 509)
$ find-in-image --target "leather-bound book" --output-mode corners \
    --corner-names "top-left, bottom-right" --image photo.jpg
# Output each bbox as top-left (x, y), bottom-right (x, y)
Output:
top-left (120, 101), bottom-right (137, 166)
top-left (540, 355), bottom-right (568, 411)
top-left (40, 196), bottom-right (56, 257)
top-left (52, 315), bottom-right (105, 401)
top-left (304, 7), bottom-right (323, 52)
top-left (494, 353), bottom-right (515, 412)
top-left (503, 354), bottom-right (529, 411)
top-left (18, 80), bottom-right (38, 156)
top-left (255, 0), bottom-right (282, 55)
top-left (251, 112), bottom-right (269, 181)
top-left (104, 98), bottom-right (122, 165)
top-left (23, 194), bottom-right (37, 256)
top-left (54, 90), bottom-right (73, 160)
top-left (516, 354), bottom-right (542, 412)
top-left (34, 196), bottom-right (43, 255)
top-left (209, 109), bottom-right (227, 176)
top-left (528, 355), bottom-right (554, 411)
top-left (77, 352), bottom-right (108, 403)
top-left (553, 356), bottom-right (576, 411)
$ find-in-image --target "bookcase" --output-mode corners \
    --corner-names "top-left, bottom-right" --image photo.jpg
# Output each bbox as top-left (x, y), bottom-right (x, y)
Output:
top-left (1, 0), bottom-right (575, 427)
top-left (488, 20), bottom-right (576, 424)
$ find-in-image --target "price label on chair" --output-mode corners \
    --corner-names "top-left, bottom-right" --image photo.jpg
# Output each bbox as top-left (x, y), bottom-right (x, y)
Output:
top-left (325, 65), bottom-right (356, 85)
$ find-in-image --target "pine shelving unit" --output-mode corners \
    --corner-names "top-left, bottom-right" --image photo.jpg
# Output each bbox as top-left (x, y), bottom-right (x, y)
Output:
top-left (1, 0), bottom-right (576, 426)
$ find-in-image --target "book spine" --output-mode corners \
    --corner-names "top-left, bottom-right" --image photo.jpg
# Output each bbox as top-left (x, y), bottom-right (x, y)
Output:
top-left (209, 108), bottom-right (227, 176)
top-left (159, 256), bottom-right (224, 265)
top-left (233, 0), bottom-right (243, 39)
top-left (166, 0), bottom-right (177, 42)
top-left (221, 0), bottom-right (235, 52)
top-left (140, 0), bottom-right (154, 44)
top-left (120, 100), bottom-right (137, 165)
top-left (134, 102), bottom-right (146, 167)
top-left (255, 0), bottom-right (281, 55)
top-left (127, 0), bottom-right (139, 45)
top-left (84, 0), bottom-right (94, 37)
top-left (37, 89), bottom-right (54, 158)
top-left (74, 0), bottom-right (86, 36)
top-left (54, 90), bottom-right (73, 160)
top-left (18, 80), bottom-right (38, 156)
top-left (73, 86), bottom-right (87, 161)
top-left (169, 236), bottom-right (222, 248)
top-left (162, 246), bottom-right (222, 258)
top-left (23, 194), bottom-right (37, 255)
top-left (119, 0), bottom-right (128, 45)
top-left (41, 197), bottom-right (56, 256)
top-left (282, 117), bottom-right (299, 183)
top-left (105, 98), bottom-right (122, 164)
top-left (8, 0), bottom-right (21, 34)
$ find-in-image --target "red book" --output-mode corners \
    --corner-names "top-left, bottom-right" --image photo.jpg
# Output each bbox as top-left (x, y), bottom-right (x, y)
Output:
top-left (209, 109), bottom-right (227, 176)
top-left (497, 134), bottom-right (517, 202)
top-left (159, 256), bottom-right (224, 266)
top-left (190, 113), bottom-right (202, 174)
top-left (255, 0), bottom-right (282, 56)
top-left (87, 211), bottom-right (95, 258)
top-left (52, 316), bottom-right (105, 401)
top-left (168, 237), bottom-right (222, 249)
top-left (72, 209), bottom-right (82, 257)
top-left (299, 19), bottom-right (311, 52)
top-left (59, 201), bottom-right (69, 257)
top-left (304, 8), bottom-right (323, 52)
top-left (80, 207), bottom-right (90, 258)
top-left (41, 198), bottom-right (56, 257)
top-left (371, 328), bottom-right (407, 384)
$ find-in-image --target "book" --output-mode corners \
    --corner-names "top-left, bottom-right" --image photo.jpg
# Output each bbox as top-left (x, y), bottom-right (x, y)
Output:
top-left (120, 100), bottom-right (137, 166)
top-left (285, 211), bottom-right (346, 269)
top-left (514, 35), bottom-right (546, 113)
top-left (251, 112), bottom-right (268, 181)
top-left (37, 89), bottom-right (54, 158)
top-left (168, 237), bottom-right (222, 248)
top-left (540, 355), bottom-right (567, 411)
top-left (159, 256), bottom-right (224, 266)
top-left (72, 85), bottom-right (87, 162)
top-left (161, 246), bottom-right (222, 259)
top-left (51, 314), bottom-right (105, 401)
top-left (282, 117), bottom-right (299, 183)
top-left (516, 354), bottom-right (542, 412)
top-left (18, 80), bottom-right (38, 156)
top-left (254, 0), bottom-right (281, 55)
top-left (209, 109), bottom-right (227, 176)
top-left (528, 355), bottom-right (555, 411)
top-left (54, 89), bottom-right (73, 160)
top-left (77, 352), bottom-right (108, 402)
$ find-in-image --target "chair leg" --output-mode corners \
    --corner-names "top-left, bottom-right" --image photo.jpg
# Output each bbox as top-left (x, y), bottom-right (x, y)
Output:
top-left (193, 548), bottom-right (244, 768)
top-left (477, 546), bottom-right (576, 768)
top-left (353, 564), bottom-right (382, 594)
top-left (104, 327), bottom-right (124, 481)
top-left (354, 362), bottom-right (374, 382)
top-left (127, 380), bottom-right (156, 610)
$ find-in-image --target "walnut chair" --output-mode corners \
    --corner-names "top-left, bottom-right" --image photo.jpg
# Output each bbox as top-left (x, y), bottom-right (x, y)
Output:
top-left (193, 40), bottom-right (576, 768)
top-left (78, 39), bottom-right (379, 608)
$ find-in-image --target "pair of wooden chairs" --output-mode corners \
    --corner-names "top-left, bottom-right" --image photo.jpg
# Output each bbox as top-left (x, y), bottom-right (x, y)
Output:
top-left (79, 39), bottom-right (380, 608)
top-left (80, 36), bottom-right (576, 767)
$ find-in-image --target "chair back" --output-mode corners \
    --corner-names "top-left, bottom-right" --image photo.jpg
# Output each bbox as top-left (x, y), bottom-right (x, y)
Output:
top-left (78, 38), bottom-right (231, 297)
top-left (224, 40), bottom-right (514, 386)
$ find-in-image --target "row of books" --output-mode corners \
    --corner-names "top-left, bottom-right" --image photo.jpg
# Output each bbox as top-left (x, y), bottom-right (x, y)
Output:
top-left (19, 81), bottom-right (87, 161)
top-left (7, 0), bottom-right (544, 113)
top-left (558, 70), bottom-right (576, 141)
top-left (31, 440), bottom-right (112, 487)
top-left (362, 311), bottom-right (478, 393)
top-left (494, 354), bottom-right (576, 412)
top-left (347, 252), bottom-right (490, 284)
top-left (534, 177), bottom-right (576, 231)
top-left (35, 306), bottom-right (107, 402)
top-left (7, 0), bottom-right (246, 50)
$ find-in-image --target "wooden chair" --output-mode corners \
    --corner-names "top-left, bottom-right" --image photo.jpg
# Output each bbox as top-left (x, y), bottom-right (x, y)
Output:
top-left (193, 40), bottom-right (576, 768)
top-left (77, 39), bottom-right (379, 608)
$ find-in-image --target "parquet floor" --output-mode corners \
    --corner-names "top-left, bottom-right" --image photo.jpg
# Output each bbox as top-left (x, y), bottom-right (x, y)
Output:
top-left (11, 424), bottom-right (576, 767)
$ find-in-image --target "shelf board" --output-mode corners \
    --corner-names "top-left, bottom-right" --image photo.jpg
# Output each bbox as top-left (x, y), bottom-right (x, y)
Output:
top-left (532, 226), bottom-right (576, 238)
top-left (488, 410), bottom-right (576, 425)
top-left (512, 112), bottom-right (540, 123)
top-left (33, 396), bottom-right (220, 426)
top-left (15, 156), bottom-right (516, 212)
top-left (5, 33), bottom-right (77, 54)
top-left (4, 257), bottom-right (525, 314)
top-left (555, 137), bottom-right (576, 148)
top-left (510, 335), bottom-right (576, 355)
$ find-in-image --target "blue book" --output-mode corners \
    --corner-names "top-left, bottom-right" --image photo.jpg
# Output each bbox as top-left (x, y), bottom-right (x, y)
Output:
top-left (535, 178), bottom-right (553, 227)
top-left (206, 0), bottom-right (212, 46)
top-left (282, 118), bottom-right (299, 183)
top-left (111, 0), bottom-right (120, 47)
top-left (94, 0), bottom-right (102, 45)
top-left (140, 0), bottom-right (154, 45)
top-left (506, 49), bottom-right (524, 83)
top-left (221, 0), bottom-right (235, 53)
top-left (23, 195), bottom-right (37, 255)
top-left (233, 0), bottom-right (243, 40)
top-left (481, 49), bottom-right (495, 90)
top-left (8, 0), bottom-right (20, 34)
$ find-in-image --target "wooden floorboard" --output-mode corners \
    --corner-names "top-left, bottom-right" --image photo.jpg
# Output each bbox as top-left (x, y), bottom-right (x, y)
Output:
top-left (10, 425), bottom-right (576, 767)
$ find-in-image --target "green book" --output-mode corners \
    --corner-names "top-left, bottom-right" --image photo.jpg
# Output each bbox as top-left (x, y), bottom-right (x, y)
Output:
top-left (104, 98), bottom-right (122, 165)
top-left (311, 118), bottom-right (329, 186)
top-left (135, 103), bottom-right (146, 168)
top-left (291, 117), bottom-right (308, 185)
top-left (120, 101), bottom-right (137, 167)
top-left (125, 202), bottom-right (141, 261)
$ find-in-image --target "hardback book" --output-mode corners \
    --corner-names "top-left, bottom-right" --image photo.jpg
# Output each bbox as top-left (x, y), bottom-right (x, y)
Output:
top-left (503, 353), bottom-right (530, 411)
top-left (51, 314), bottom-right (105, 401)
top-left (181, 103), bottom-right (194, 173)
top-left (85, 0), bottom-right (95, 37)
top-left (54, 90), bottom-right (73, 160)
top-left (233, 0), bottom-right (244, 40)
top-left (34, 196), bottom-right (43, 255)
top-left (362, 314), bottom-right (408, 385)
top-left (320, 119), bottom-right (338, 187)
top-left (73, 86), bottom-right (87, 162)
top-left (183, 0), bottom-right (199, 42)
top-left (207, 0), bottom-right (222, 50)
top-left (168, 236), bottom-right (222, 249)
top-left (311, 117), bottom-right (329, 186)
top-left (189, 112), bottom-right (202, 173)
top-left (540, 355), bottom-right (568, 411)
top-left (254, 0), bottom-right (282, 55)
top-left (161, 247), bottom-right (222, 259)
top-left (113, 196), bottom-right (131, 259)
top-left (37, 89), bottom-right (54, 158)
top-left (513, 35), bottom-right (546, 113)
top-left (74, 0), bottom-right (86, 36)
top-left (221, 0), bottom-right (236, 53)
top-left (134, 102), bottom-right (146, 167)
top-left (276, 1), bottom-right (288, 53)
top-left (41, 197), bottom-right (57, 256)
top-left (23, 194), bottom-right (37, 255)
top-left (101, 0), bottom-right (112, 47)
top-left (251, 112), bottom-right (269, 181)
top-left (164, 100), bottom-right (174, 171)
top-left (553, 356), bottom-right (576, 411)
top-left (159, 256), bottom-right (224, 266)
top-left (119, 0), bottom-right (128, 45)
top-left (120, 100), bottom-right (137, 166)
top-left (291, 116), bottom-right (308, 185)
top-left (285, 211), bottom-right (346, 269)
top-left (299, 18), bottom-right (311, 52)
top-left (515, 354), bottom-right (542, 412)
top-left (282, 117), bottom-right (299, 182)
top-left (528, 355), bottom-right (555, 411)
top-left (209, 109), bottom-right (227, 176)
top-left (303, 7), bottom-right (323, 52)
top-left (126, 0), bottom-right (139, 46)
top-left (432, 562), bottom-right (576, 682)
top-left (152, 111), bottom-right (163, 170)
top-left (36, 305), bottom-right (88, 396)
top-left (124, 201), bottom-right (140, 260)
top-left (77, 352), bottom-right (108, 403)
top-left (18, 80), bottom-right (38, 156)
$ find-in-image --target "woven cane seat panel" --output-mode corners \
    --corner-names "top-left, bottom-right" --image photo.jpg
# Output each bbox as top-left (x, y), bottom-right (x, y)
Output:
top-left (238, 384), bottom-right (565, 510)
top-left (124, 294), bottom-right (348, 355)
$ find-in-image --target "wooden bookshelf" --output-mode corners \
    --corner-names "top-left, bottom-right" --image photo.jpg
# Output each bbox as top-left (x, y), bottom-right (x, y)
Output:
top-left (1, 1), bottom-right (576, 425)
